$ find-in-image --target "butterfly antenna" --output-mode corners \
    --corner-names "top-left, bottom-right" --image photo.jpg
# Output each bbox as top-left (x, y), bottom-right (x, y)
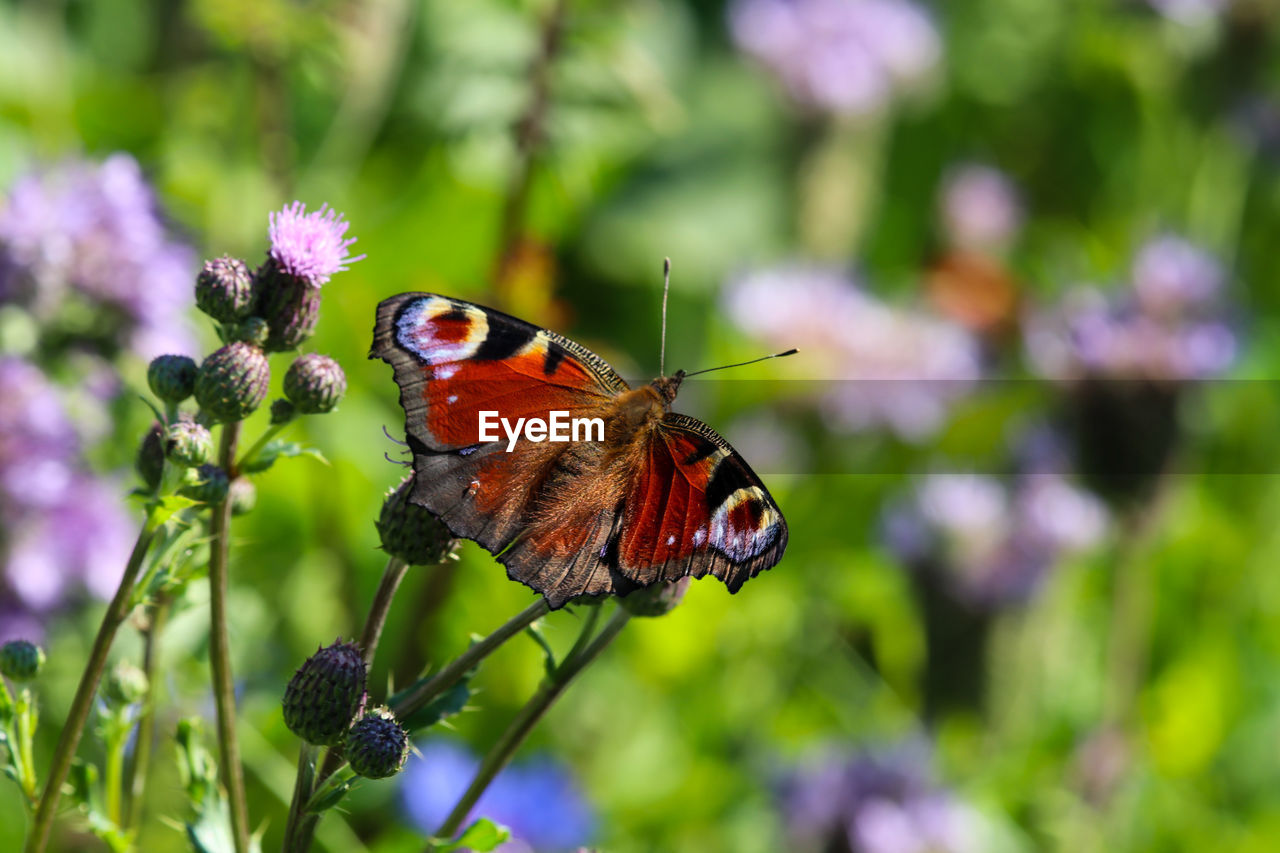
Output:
top-left (659, 257), bottom-right (672, 377)
top-left (682, 348), bottom-right (798, 378)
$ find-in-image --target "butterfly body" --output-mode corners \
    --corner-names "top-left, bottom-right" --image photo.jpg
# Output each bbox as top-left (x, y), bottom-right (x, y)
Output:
top-left (373, 292), bottom-right (786, 608)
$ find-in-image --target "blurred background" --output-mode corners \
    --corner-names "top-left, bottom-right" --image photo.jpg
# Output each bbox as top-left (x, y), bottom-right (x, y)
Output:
top-left (4, 0), bottom-right (1280, 850)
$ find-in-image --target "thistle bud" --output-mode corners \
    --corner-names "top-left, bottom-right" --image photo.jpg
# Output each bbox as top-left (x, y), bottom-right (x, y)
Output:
top-left (136, 421), bottom-right (165, 491)
top-left (195, 256), bottom-right (256, 323)
top-left (180, 464), bottom-right (230, 504)
top-left (103, 660), bottom-right (149, 706)
top-left (376, 477), bottom-right (456, 566)
top-left (283, 640), bottom-right (367, 746)
top-left (257, 268), bottom-right (322, 352)
top-left (147, 354), bottom-right (198, 403)
top-left (620, 578), bottom-right (691, 618)
top-left (345, 707), bottom-right (410, 779)
top-left (228, 316), bottom-right (270, 348)
top-left (194, 342), bottom-right (269, 423)
top-left (164, 420), bottom-right (214, 468)
top-left (270, 399), bottom-right (296, 425)
top-left (284, 354), bottom-right (346, 415)
top-left (229, 477), bottom-right (257, 516)
top-left (0, 640), bottom-right (46, 682)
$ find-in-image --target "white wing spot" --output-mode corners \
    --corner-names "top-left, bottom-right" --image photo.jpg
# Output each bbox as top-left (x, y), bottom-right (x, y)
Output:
top-left (667, 535), bottom-right (675, 546)
top-left (447, 394), bottom-right (458, 404)
top-left (692, 527), bottom-right (707, 546)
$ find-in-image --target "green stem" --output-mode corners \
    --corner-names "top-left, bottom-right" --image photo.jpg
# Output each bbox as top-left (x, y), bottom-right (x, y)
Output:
top-left (209, 421), bottom-right (250, 853)
top-left (125, 597), bottom-right (169, 831)
top-left (104, 712), bottom-right (128, 827)
top-left (392, 598), bottom-right (551, 721)
top-left (24, 523), bottom-right (156, 853)
top-left (282, 743), bottom-right (319, 853)
top-left (236, 421), bottom-right (289, 472)
top-left (431, 605), bottom-right (631, 846)
top-left (359, 557), bottom-right (409, 669)
top-left (16, 687), bottom-right (37, 804)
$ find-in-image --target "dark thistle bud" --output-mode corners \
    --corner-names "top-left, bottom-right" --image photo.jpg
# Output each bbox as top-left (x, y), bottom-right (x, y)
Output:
top-left (147, 354), bottom-right (198, 403)
top-left (282, 640), bottom-right (368, 746)
top-left (195, 256), bottom-right (256, 323)
top-left (229, 476), bottom-right (257, 516)
top-left (228, 316), bottom-right (270, 348)
top-left (621, 578), bottom-right (691, 618)
top-left (180, 464), bottom-right (230, 504)
top-left (270, 398), bottom-right (296, 425)
top-left (345, 707), bottom-right (410, 779)
top-left (164, 420), bottom-right (214, 468)
top-left (257, 266), bottom-right (322, 352)
top-left (284, 354), bottom-right (347, 415)
top-left (0, 640), bottom-right (46, 681)
top-left (194, 342), bottom-right (269, 423)
top-left (136, 421), bottom-right (165, 491)
top-left (103, 661), bottom-right (149, 706)
top-left (376, 477), bottom-right (456, 566)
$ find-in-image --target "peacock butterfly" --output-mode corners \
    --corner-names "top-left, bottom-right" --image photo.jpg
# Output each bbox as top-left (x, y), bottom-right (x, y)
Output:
top-left (371, 291), bottom-right (788, 608)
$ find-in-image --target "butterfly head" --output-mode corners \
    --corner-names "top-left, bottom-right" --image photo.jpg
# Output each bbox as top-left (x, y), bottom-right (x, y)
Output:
top-left (651, 370), bottom-right (686, 407)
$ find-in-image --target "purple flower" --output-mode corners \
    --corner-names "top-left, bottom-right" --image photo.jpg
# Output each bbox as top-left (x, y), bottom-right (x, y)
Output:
top-left (1145, 0), bottom-right (1229, 23)
top-left (778, 742), bottom-right (987, 853)
top-left (0, 357), bottom-right (132, 625)
top-left (938, 164), bottom-right (1023, 252)
top-left (398, 740), bottom-right (596, 852)
top-left (267, 202), bottom-right (363, 287)
top-left (725, 266), bottom-right (981, 440)
top-left (883, 467), bottom-right (1107, 608)
top-left (1025, 236), bottom-right (1235, 382)
top-left (0, 153), bottom-right (196, 359)
top-left (729, 0), bottom-right (940, 116)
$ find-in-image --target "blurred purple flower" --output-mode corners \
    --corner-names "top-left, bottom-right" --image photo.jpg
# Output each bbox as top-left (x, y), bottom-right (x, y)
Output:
top-left (1145, 0), bottom-right (1229, 23)
top-left (0, 153), bottom-right (196, 359)
top-left (1025, 235), bottom-right (1235, 381)
top-left (725, 266), bottom-right (981, 440)
top-left (399, 740), bottom-right (596, 852)
top-left (268, 201), bottom-right (363, 287)
top-left (729, 0), bottom-right (940, 116)
top-left (778, 742), bottom-right (987, 853)
top-left (938, 164), bottom-right (1023, 253)
top-left (0, 357), bottom-right (132, 631)
top-left (883, 468), bottom-right (1107, 608)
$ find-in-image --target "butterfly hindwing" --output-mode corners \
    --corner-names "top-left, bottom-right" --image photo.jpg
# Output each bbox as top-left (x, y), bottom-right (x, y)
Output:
top-left (614, 412), bottom-right (787, 591)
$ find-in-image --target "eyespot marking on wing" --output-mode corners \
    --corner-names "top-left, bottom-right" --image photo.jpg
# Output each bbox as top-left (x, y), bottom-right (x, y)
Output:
top-left (708, 486), bottom-right (782, 561)
top-left (397, 296), bottom-right (489, 365)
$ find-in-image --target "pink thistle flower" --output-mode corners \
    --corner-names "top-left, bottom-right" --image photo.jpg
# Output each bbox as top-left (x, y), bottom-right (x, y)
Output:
top-left (267, 202), bottom-right (364, 287)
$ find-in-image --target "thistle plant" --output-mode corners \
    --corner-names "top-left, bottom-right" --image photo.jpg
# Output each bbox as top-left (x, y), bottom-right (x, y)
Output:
top-left (19, 199), bottom-right (359, 853)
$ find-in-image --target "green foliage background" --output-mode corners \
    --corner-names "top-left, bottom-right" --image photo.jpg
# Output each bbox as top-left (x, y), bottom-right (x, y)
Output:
top-left (5, 0), bottom-right (1280, 850)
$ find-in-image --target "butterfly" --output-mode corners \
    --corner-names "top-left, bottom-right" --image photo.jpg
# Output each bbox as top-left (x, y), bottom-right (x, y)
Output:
top-left (371, 292), bottom-right (788, 609)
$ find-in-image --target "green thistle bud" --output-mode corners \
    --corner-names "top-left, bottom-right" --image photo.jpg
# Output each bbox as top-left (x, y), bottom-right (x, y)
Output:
top-left (136, 421), bottom-right (165, 491)
top-left (257, 263), bottom-right (322, 352)
top-left (345, 707), bottom-right (410, 779)
top-left (195, 256), bottom-right (256, 323)
top-left (194, 342), bottom-right (269, 423)
top-left (620, 578), bottom-right (691, 618)
top-left (103, 660), bottom-right (149, 706)
top-left (270, 399), bottom-right (296, 425)
top-left (147, 354), bottom-right (198, 403)
top-left (180, 464), bottom-right (230, 504)
top-left (284, 354), bottom-right (346, 415)
top-left (283, 640), bottom-right (367, 746)
top-left (164, 420), bottom-right (214, 468)
top-left (229, 477), bottom-right (257, 516)
top-left (229, 316), bottom-right (270, 347)
top-left (376, 477), bottom-right (456, 566)
top-left (0, 640), bottom-right (46, 682)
